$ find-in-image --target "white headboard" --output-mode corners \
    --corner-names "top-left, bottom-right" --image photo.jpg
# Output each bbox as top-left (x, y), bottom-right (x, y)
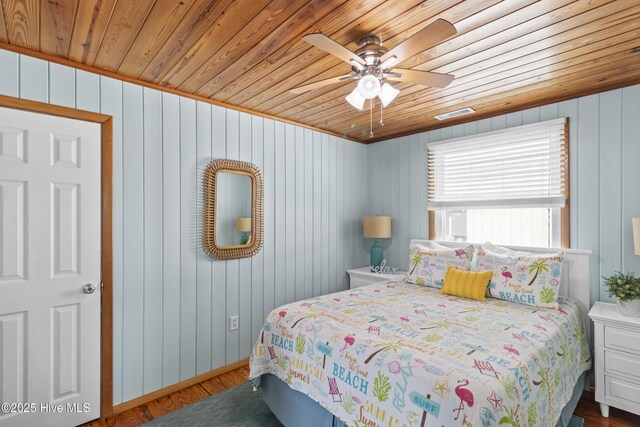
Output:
top-left (411, 240), bottom-right (593, 343)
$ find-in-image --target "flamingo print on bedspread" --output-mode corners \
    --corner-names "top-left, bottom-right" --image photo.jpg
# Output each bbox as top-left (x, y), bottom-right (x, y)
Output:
top-left (454, 379), bottom-right (474, 420)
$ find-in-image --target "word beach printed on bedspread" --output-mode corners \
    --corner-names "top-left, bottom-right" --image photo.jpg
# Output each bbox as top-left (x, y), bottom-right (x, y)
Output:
top-left (249, 280), bottom-right (591, 427)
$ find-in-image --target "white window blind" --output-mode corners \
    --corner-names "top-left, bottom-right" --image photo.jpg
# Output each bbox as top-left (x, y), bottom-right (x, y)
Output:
top-left (428, 118), bottom-right (568, 210)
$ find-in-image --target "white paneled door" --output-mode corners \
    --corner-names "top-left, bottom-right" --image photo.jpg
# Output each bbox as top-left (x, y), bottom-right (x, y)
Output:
top-left (0, 106), bottom-right (101, 426)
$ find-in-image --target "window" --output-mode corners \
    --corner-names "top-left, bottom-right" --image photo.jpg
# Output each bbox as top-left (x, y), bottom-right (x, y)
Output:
top-left (428, 118), bottom-right (568, 248)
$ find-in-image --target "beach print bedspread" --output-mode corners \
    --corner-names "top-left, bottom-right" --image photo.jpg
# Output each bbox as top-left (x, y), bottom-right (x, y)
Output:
top-left (249, 280), bottom-right (591, 427)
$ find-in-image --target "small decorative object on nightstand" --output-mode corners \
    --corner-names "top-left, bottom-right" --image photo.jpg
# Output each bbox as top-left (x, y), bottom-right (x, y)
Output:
top-left (589, 301), bottom-right (640, 418)
top-left (363, 216), bottom-right (391, 271)
top-left (602, 271), bottom-right (640, 317)
top-left (347, 267), bottom-right (405, 289)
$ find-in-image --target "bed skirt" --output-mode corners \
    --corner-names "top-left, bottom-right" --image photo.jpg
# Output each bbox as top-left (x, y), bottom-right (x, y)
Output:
top-left (260, 372), bottom-right (586, 427)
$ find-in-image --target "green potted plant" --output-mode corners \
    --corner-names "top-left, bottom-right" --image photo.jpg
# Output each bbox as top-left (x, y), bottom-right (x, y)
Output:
top-left (602, 271), bottom-right (640, 317)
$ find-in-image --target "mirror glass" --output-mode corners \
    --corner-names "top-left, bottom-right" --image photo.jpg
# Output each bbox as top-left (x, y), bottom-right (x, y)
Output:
top-left (215, 171), bottom-right (253, 247)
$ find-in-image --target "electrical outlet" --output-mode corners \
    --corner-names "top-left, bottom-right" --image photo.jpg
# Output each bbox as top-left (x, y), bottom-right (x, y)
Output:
top-left (229, 315), bottom-right (239, 331)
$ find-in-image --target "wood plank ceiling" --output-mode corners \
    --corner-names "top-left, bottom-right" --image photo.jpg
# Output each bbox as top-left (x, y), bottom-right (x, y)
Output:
top-left (0, 0), bottom-right (639, 142)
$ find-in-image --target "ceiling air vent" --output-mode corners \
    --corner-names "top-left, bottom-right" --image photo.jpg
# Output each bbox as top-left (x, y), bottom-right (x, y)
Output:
top-left (434, 107), bottom-right (476, 120)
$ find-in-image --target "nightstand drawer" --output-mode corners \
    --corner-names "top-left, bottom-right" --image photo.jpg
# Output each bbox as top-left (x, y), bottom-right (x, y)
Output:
top-left (605, 350), bottom-right (640, 382)
top-left (604, 325), bottom-right (640, 354)
top-left (605, 376), bottom-right (640, 406)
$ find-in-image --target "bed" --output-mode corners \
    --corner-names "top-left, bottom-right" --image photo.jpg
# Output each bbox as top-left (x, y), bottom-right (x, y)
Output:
top-left (250, 242), bottom-right (592, 426)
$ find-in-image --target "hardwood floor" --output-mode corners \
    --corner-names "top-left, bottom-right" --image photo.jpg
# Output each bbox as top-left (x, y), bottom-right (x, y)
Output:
top-left (81, 366), bottom-right (250, 427)
top-left (83, 366), bottom-right (640, 426)
top-left (574, 390), bottom-right (640, 427)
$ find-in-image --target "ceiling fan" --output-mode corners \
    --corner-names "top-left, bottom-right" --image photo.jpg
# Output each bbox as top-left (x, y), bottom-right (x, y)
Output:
top-left (290, 19), bottom-right (457, 110)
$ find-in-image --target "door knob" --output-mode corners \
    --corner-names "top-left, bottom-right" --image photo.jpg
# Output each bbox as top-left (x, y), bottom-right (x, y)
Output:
top-left (82, 284), bottom-right (96, 294)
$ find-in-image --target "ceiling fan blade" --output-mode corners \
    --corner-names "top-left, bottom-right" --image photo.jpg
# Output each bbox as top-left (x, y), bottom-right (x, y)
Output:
top-left (380, 19), bottom-right (456, 65)
top-left (303, 33), bottom-right (365, 65)
top-left (387, 69), bottom-right (455, 88)
top-left (290, 74), bottom-right (355, 94)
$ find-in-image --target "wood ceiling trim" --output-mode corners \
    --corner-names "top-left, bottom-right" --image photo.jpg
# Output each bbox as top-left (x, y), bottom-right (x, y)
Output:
top-left (0, 41), bottom-right (363, 143)
top-left (115, 0), bottom-right (195, 76)
top-left (39, 0), bottom-right (77, 56)
top-left (92, 0), bottom-right (156, 71)
top-left (66, 0), bottom-right (117, 64)
top-left (299, 23), bottom-right (640, 128)
top-left (138, 0), bottom-right (234, 82)
top-left (281, 0), bottom-right (634, 125)
top-left (3, 0), bottom-right (39, 49)
top-left (210, 0), bottom-right (445, 107)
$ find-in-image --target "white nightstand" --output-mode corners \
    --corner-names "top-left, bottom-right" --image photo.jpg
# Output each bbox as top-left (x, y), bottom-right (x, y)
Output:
top-left (346, 267), bottom-right (405, 289)
top-left (589, 301), bottom-right (640, 418)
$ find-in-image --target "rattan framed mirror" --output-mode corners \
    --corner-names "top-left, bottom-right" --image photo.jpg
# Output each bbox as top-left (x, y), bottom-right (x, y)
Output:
top-left (203, 159), bottom-right (263, 260)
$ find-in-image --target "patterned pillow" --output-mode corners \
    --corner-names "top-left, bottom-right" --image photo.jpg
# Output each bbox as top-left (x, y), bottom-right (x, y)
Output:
top-left (405, 243), bottom-right (474, 288)
top-left (476, 243), bottom-right (564, 309)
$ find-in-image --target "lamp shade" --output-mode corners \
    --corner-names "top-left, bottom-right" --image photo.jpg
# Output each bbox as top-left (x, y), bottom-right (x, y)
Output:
top-left (357, 75), bottom-right (381, 99)
top-left (236, 217), bottom-right (252, 232)
top-left (378, 83), bottom-right (399, 107)
top-left (633, 218), bottom-right (640, 256)
top-left (346, 87), bottom-right (365, 110)
top-left (363, 216), bottom-right (391, 238)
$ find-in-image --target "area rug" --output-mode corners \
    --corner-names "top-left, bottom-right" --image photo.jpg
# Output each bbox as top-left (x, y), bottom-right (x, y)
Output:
top-left (143, 381), bottom-right (585, 427)
top-left (568, 415), bottom-right (585, 427)
top-left (142, 382), bottom-right (282, 427)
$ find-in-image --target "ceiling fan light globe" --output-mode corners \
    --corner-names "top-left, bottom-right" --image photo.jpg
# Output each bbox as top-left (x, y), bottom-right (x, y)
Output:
top-left (346, 87), bottom-right (366, 109)
top-left (379, 55), bottom-right (398, 70)
top-left (379, 83), bottom-right (400, 107)
top-left (357, 75), bottom-right (381, 99)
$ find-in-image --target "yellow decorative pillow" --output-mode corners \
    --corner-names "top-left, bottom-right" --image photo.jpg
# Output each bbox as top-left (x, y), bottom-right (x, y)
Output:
top-left (441, 266), bottom-right (493, 301)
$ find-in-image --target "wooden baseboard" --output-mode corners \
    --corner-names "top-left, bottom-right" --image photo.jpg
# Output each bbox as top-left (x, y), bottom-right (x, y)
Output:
top-left (111, 358), bottom-right (250, 415)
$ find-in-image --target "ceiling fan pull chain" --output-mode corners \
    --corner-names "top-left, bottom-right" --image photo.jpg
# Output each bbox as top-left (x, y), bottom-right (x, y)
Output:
top-left (380, 100), bottom-right (384, 126)
top-left (369, 99), bottom-right (374, 138)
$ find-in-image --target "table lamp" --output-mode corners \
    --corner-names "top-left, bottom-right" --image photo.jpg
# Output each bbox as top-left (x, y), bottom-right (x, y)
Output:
top-left (633, 218), bottom-right (640, 256)
top-left (236, 217), bottom-right (252, 245)
top-left (363, 216), bottom-right (391, 271)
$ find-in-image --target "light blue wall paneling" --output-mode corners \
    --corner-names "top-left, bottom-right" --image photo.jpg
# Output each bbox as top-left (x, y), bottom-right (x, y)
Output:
top-left (196, 101), bottom-right (213, 375)
top-left (121, 82), bottom-right (144, 402)
top-left (161, 93), bottom-right (181, 387)
top-left (621, 87), bottom-right (640, 276)
top-left (211, 105), bottom-right (227, 371)
top-left (99, 76), bottom-right (124, 405)
top-left (48, 63), bottom-right (75, 108)
top-left (142, 88), bottom-right (163, 394)
top-left (368, 86), bottom-right (640, 304)
top-left (19, 55), bottom-right (48, 103)
top-left (0, 49), bottom-right (369, 405)
top-left (251, 116), bottom-right (265, 346)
